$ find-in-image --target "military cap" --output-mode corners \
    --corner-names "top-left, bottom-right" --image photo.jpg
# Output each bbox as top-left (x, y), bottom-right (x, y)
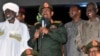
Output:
top-left (19, 8), bottom-right (25, 14)
top-left (39, 2), bottom-right (53, 13)
top-left (84, 40), bottom-right (100, 54)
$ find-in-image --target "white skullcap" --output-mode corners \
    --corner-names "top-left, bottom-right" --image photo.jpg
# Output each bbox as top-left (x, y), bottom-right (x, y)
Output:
top-left (2, 2), bottom-right (19, 15)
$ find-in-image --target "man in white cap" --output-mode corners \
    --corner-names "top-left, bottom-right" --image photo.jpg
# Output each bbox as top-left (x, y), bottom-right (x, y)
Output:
top-left (0, 2), bottom-right (31, 56)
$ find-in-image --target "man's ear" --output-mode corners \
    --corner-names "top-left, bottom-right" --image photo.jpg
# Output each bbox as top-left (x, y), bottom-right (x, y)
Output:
top-left (51, 11), bottom-right (54, 16)
top-left (96, 8), bottom-right (98, 13)
top-left (22, 15), bottom-right (25, 19)
top-left (78, 10), bottom-right (81, 15)
top-left (78, 10), bottom-right (81, 13)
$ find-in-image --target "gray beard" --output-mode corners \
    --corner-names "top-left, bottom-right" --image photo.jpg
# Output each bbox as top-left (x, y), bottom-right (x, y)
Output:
top-left (6, 16), bottom-right (14, 20)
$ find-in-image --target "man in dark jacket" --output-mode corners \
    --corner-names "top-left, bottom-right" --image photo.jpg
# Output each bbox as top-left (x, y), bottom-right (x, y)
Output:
top-left (28, 2), bottom-right (67, 56)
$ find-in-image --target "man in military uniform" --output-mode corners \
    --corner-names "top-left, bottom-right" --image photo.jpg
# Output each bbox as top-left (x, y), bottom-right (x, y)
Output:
top-left (28, 2), bottom-right (67, 56)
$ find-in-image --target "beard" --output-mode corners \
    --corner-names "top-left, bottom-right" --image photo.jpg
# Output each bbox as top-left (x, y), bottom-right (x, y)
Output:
top-left (5, 15), bottom-right (14, 20)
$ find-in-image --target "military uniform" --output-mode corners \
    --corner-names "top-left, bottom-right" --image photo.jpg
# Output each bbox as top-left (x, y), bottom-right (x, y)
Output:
top-left (28, 21), bottom-right (67, 56)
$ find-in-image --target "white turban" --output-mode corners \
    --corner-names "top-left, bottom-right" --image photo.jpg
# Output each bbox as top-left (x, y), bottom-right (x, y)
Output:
top-left (2, 2), bottom-right (19, 15)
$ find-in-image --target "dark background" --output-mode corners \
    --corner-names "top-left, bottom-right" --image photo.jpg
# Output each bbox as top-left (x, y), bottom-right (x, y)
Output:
top-left (0, 0), bottom-right (100, 22)
top-left (24, 4), bottom-right (100, 25)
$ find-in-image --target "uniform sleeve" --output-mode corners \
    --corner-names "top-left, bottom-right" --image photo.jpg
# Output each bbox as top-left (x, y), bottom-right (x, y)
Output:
top-left (48, 24), bottom-right (67, 44)
top-left (75, 23), bottom-right (84, 51)
top-left (28, 26), bottom-right (37, 48)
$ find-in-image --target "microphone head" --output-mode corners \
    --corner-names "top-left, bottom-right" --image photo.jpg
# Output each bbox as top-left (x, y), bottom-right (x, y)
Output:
top-left (40, 17), bottom-right (51, 27)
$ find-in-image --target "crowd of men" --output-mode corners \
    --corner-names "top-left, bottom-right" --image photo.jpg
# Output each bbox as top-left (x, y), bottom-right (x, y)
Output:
top-left (0, 1), bottom-right (100, 56)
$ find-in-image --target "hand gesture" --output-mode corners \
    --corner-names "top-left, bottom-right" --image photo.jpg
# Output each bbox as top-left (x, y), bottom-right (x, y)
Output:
top-left (33, 30), bottom-right (40, 40)
top-left (40, 27), bottom-right (48, 34)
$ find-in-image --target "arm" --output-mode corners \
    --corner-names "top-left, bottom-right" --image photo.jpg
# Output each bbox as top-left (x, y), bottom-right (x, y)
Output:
top-left (75, 23), bottom-right (84, 52)
top-left (28, 26), bottom-right (38, 48)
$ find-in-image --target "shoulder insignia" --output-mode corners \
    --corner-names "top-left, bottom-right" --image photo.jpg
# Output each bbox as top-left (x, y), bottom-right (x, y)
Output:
top-left (53, 20), bottom-right (62, 24)
top-left (34, 22), bottom-right (40, 26)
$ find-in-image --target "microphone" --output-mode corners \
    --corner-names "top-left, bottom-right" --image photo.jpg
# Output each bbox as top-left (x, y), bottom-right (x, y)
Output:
top-left (42, 19), bottom-right (46, 27)
top-left (41, 17), bottom-right (50, 38)
top-left (41, 17), bottom-right (50, 28)
top-left (41, 19), bottom-right (46, 38)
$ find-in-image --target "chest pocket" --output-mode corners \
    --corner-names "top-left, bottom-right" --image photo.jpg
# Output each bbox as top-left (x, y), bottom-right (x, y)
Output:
top-left (67, 25), bottom-right (78, 39)
top-left (49, 25), bottom-right (58, 31)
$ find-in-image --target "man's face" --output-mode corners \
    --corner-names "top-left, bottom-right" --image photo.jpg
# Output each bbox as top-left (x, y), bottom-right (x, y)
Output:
top-left (41, 7), bottom-right (53, 20)
top-left (17, 13), bottom-right (25, 22)
top-left (86, 4), bottom-right (97, 19)
top-left (69, 6), bottom-right (79, 19)
top-left (4, 9), bottom-right (16, 20)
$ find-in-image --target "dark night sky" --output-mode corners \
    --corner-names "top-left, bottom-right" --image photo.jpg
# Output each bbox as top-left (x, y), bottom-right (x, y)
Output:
top-left (24, 4), bottom-right (100, 25)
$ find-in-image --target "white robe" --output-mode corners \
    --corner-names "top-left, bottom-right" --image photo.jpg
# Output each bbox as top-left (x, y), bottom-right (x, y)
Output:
top-left (0, 18), bottom-right (30, 56)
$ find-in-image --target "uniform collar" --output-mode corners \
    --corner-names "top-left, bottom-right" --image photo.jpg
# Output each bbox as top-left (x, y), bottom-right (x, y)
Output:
top-left (88, 17), bottom-right (100, 24)
top-left (72, 19), bottom-right (82, 26)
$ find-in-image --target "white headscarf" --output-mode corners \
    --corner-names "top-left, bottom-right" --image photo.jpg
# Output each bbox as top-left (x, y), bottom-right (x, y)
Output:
top-left (2, 2), bottom-right (19, 15)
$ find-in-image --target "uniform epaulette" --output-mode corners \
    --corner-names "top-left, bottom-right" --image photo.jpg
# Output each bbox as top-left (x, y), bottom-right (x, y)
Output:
top-left (34, 22), bottom-right (40, 26)
top-left (53, 20), bottom-right (62, 24)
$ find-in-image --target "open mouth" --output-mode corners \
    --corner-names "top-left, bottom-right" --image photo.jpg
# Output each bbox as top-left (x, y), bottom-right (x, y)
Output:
top-left (43, 14), bottom-right (48, 18)
top-left (88, 13), bottom-right (92, 16)
top-left (6, 14), bottom-right (10, 17)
